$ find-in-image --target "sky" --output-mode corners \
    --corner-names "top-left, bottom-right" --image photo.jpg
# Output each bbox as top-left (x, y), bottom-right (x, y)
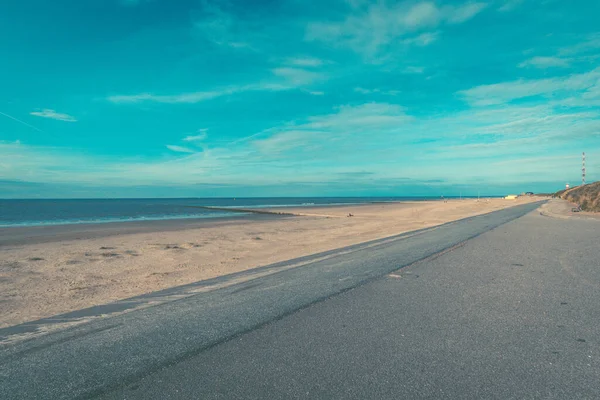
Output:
top-left (1, 0), bottom-right (599, 198)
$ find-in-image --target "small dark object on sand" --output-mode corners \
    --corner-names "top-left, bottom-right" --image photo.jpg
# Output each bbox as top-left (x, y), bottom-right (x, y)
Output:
top-left (347, 213), bottom-right (354, 217)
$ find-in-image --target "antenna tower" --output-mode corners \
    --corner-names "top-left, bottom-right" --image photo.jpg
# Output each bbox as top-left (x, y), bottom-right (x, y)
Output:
top-left (582, 152), bottom-right (586, 185)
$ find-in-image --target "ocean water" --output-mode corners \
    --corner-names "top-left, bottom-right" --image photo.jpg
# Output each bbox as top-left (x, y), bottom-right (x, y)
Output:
top-left (0, 197), bottom-right (439, 227)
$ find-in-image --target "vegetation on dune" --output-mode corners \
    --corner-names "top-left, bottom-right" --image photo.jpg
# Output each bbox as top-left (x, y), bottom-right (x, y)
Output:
top-left (555, 181), bottom-right (600, 212)
top-left (553, 188), bottom-right (568, 198)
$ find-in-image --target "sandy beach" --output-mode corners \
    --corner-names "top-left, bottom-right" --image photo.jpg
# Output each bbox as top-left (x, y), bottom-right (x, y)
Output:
top-left (0, 197), bottom-right (543, 328)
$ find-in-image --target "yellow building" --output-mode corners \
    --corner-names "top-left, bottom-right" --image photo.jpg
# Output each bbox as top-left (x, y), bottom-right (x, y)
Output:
top-left (504, 194), bottom-right (518, 200)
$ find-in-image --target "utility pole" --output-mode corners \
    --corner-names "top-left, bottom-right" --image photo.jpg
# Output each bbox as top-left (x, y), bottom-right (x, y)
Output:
top-left (582, 152), bottom-right (586, 185)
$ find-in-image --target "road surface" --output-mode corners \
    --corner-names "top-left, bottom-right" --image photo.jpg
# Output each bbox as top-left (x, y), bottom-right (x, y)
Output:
top-left (2, 201), bottom-right (600, 399)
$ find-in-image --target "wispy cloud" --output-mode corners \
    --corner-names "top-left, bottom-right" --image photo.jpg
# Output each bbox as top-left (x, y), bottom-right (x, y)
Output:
top-left (30, 109), bottom-right (77, 122)
top-left (286, 57), bottom-right (324, 67)
top-left (445, 2), bottom-right (487, 23)
top-left (193, 2), bottom-right (255, 50)
top-left (108, 90), bottom-right (236, 104)
top-left (253, 103), bottom-right (413, 157)
top-left (306, 1), bottom-right (486, 58)
top-left (271, 67), bottom-right (324, 86)
top-left (354, 87), bottom-right (400, 95)
top-left (458, 67), bottom-right (600, 106)
top-left (183, 129), bottom-right (208, 142)
top-left (516, 35), bottom-right (600, 74)
top-left (401, 32), bottom-right (439, 46)
top-left (166, 145), bottom-right (196, 153)
top-left (518, 56), bottom-right (570, 69)
top-left (498, 0), bottom-right (525, 12)
top-left (109, 66), bottom-right (327, 104)
top-left (403, 66), bottom-right (425, 74)
top-left (558, 34), bottom-right (600, 56)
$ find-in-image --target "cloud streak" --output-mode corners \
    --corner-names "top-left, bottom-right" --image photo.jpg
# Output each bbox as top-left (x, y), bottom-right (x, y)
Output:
top-left (286, 57), bottom-right (324, 67)
top-left (108, 90), bottom-right (237, 104)
top-left (30, 109), bottom-right (77, 122)
top-left (0, 111), bottom-right (44, 132)
top-left (183, 129), bottom-right (208, 142)
top-left (518, 56), bottom-right (570, 69)
top-left (108, 67), bottom-right (327, 104)
top-left (306, 1), bottom-right (486, 58)
top-left (166, 145), bottom-right (196, 153)
top-left (458, 67), bottom-right (600, 106)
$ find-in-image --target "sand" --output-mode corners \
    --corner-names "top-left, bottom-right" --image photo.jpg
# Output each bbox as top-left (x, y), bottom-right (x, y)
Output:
top-left (0, 197), bottom-right (543, 328)
top-left (538, 198), bottom-right (600, 220)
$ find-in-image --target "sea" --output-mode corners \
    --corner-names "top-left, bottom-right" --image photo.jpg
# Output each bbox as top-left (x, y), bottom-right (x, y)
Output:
top-left (0, 197), bottom-right (448, 227)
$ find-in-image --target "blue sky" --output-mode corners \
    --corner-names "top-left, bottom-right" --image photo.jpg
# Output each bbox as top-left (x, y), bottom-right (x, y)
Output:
top-left (1, 0), bottom-right (599, 198)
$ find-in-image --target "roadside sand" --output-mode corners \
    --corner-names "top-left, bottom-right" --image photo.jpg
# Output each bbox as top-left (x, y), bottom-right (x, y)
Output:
top-left (0, 197), bottom-right (542, 328)
top-left (539, 198), bottom-right (600, 220)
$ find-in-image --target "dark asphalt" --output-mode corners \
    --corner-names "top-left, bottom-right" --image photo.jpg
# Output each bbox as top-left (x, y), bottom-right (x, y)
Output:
top-left (5, 201), bottom-right (599, 399)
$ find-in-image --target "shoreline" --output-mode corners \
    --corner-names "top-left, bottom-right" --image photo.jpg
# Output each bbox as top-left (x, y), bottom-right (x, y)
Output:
top-left (0, 197), bottom-right (498, 231)
top-left (0, 213), bottom-right (288, 247)
top-left (0, 201), bottom-right (415, 247)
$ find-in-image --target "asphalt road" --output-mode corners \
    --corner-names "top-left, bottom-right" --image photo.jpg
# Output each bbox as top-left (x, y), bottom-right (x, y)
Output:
top-left (4, 200), bottom-right (600, 399)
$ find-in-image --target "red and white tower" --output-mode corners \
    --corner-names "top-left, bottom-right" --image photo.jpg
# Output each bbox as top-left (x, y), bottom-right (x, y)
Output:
top-left (582, 152), bottom-right (586, 185)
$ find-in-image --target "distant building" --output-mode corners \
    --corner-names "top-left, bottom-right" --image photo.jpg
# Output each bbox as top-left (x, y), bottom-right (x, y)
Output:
top-left (566, 183), bottom-right (570, 189)
top-left (505, 194), bottom-right (518, 200)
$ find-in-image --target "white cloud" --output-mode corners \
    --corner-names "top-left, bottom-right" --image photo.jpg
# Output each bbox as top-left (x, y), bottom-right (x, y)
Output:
top-left (498, 0), bottom-right (524, 12)
top-left (309, 103), bottom-right (412, 128)
top-left (354, 87), bottom-right (400, 95)
top-left (108, 90), bottom-right (236, 104)
top-left (478, 110), bottom-right (598, 136)
top-left (403, 66), bottom-right (425, 74)
top-left (286, 57), bottom-right (323, 67)
top-left (558, 34), bottom-right (600, 56)
top-left (518, 56), bottom-right (570, 69)
top-left (582, 80), bottom-right (600, 100)
top-left (446, 2), bottom-right (487, 23)
top-left (253, 103), bottom-right (413, 157)
top-left (354, 87), bottom-right (372, 94)
top-left (459, 67), bottom-right (600, 106)
top-left (183, 129), bottom-right (208, 142)
top-left (402, 2), bottom-right (440, 29)
top-left (193, 2), bottom-right (256, 51)
top-left (166, 145), bottom-right (195, 153)
top-left (109, 67), bottom-right (327, 105)
top-left (306, 1), bottom-right (486, 57)
top-left (271, 67), bottom-right (324, 86)
top-left (30, 109), bottom-right (77, 122)
top-left (401, 32), bottom-right (439, 46)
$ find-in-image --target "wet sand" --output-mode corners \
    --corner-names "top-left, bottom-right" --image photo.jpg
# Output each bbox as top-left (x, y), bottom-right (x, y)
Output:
top-left (0, 197), bottom-right (543, 328)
